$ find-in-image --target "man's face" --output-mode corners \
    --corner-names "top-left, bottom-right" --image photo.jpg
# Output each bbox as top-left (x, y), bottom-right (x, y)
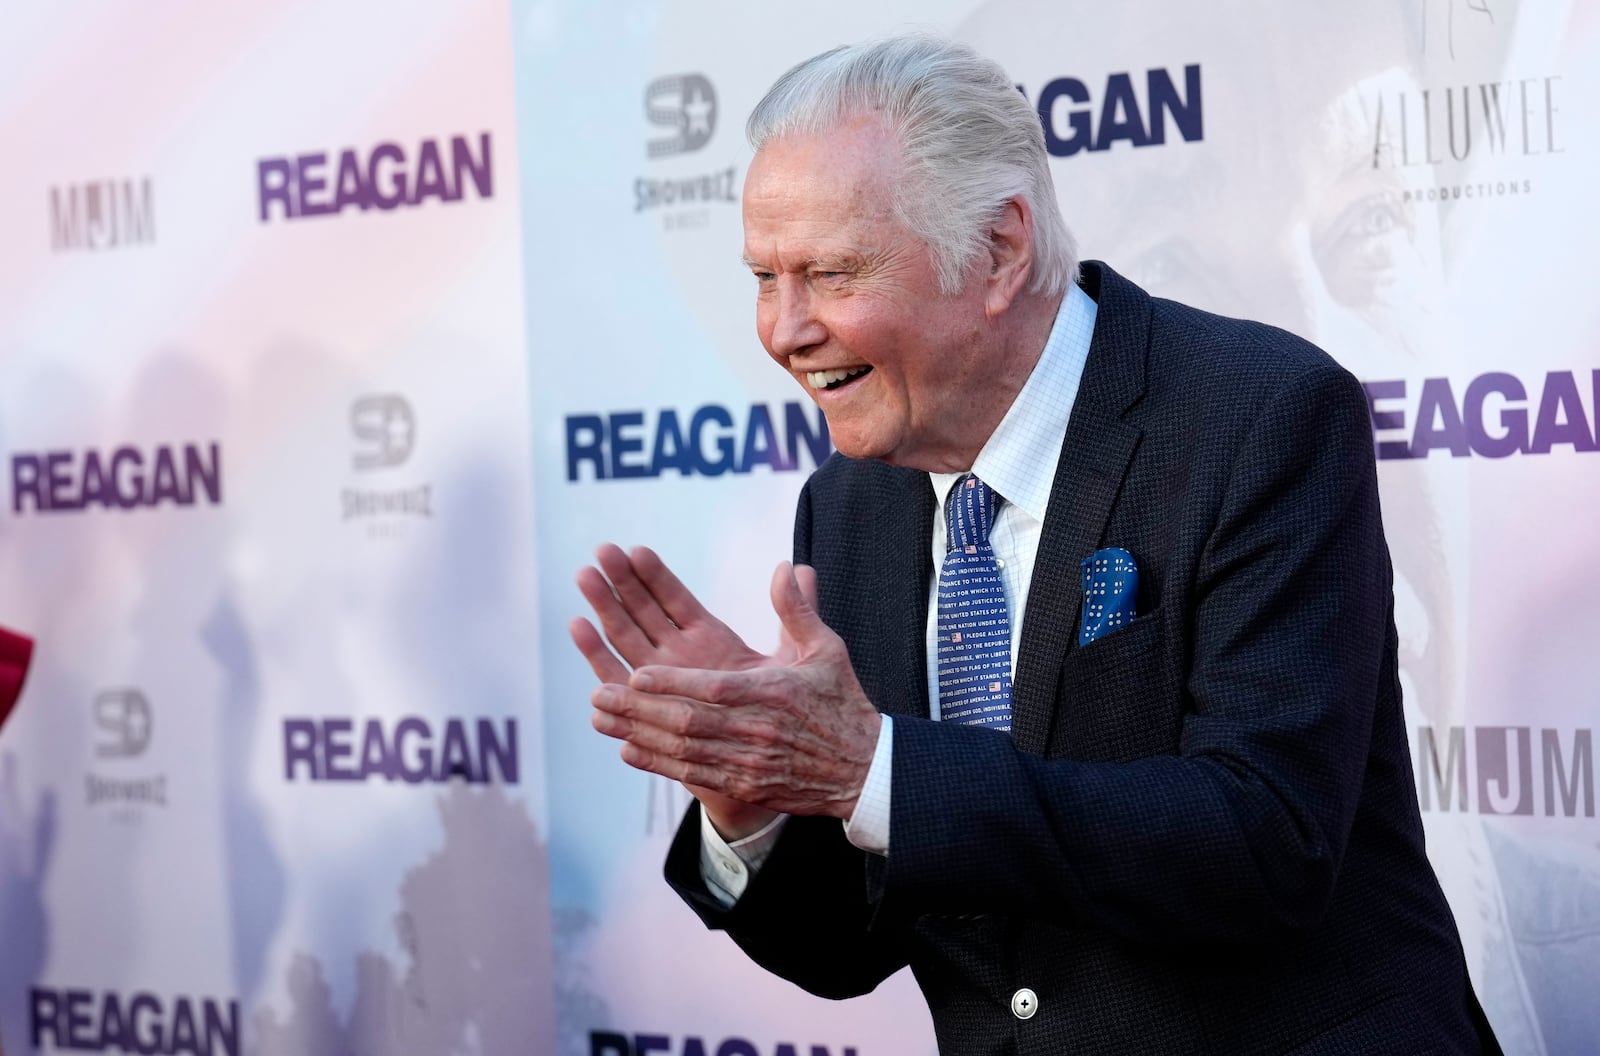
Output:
top-left (742, 116), bottom-right (992, 470)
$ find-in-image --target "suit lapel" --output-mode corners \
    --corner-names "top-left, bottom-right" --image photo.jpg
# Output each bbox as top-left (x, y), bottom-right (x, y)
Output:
top-left (870, 466), bottom-right (935, 720)
top-left (1011, 263), bottom-right (1149, 756)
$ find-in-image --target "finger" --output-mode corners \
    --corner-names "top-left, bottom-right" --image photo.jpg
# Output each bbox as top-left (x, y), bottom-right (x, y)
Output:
top-left (595, 544), bottom-right (681, 645)
top-left (591, 704), bottom-right (717, 763)
top-left (776, 564), bottom-right (821, 656)
top-left (630, 545), bottom-right (719, 631)
top-left (770, 561), bottom-right (830, 648)
top-left (576, 563), bottom-right (661, 663)
top-left (596, 703), bottom-right (774, 804)
top-left (590, 684), bottom-right (737, 759)
top-left (629, 664), bottom-right (753, 707)
top-left (594, 686), bottom-right (783, 756)
top-left (569, 617), bottom-right (630, 684)
top-left (595, 675), bottom-right (726, 732)
top-left (613, 741), bottom-right (731, 794)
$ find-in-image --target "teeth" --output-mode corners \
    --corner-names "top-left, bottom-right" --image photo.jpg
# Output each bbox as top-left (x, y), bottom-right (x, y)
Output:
top-left (805, 366), bottom-right (869, 390)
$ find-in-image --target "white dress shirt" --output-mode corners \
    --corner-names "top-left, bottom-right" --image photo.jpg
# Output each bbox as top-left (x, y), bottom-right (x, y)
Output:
top-left (701, 282), bottom-right (1097, 903)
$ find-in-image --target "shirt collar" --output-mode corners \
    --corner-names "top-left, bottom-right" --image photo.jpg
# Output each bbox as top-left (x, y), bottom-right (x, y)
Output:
top-left (930, 281), bottom-right (1097, 525)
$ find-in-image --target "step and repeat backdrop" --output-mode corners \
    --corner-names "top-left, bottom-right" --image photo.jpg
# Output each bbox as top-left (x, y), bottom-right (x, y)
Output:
top-left (2, 1), bottom-right (1596, 1054)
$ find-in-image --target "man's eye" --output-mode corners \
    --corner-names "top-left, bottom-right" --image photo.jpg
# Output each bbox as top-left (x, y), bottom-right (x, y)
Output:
top-left (1339, 198), bottom-right (1403, 242)
top-left (1311, 191), bottom-right (1419, 308)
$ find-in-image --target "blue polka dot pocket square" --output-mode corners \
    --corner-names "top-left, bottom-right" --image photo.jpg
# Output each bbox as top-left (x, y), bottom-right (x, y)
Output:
top-left (1079, 547), bottom-right (1138, 646)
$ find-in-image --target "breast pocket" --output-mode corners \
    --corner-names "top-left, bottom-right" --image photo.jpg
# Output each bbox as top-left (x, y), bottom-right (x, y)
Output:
top-left (1050, 608), bottom-right (1184, 761)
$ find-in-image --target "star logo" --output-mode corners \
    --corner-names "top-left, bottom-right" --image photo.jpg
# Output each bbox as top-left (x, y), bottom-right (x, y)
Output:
top-left (683, 89), bottom-right (714, 138)
top-left (386, 409), bottom-right (414, 452)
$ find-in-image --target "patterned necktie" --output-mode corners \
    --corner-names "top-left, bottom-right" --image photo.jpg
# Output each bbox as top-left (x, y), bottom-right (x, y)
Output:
top-left (937, 475), bottom-right (1012, 730)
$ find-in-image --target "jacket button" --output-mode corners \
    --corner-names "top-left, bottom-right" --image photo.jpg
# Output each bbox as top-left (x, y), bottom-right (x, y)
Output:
top-left (1011, 987), bottom-right (1038, 1020)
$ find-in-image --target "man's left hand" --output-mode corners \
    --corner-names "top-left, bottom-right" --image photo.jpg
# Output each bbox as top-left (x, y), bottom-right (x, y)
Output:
top-left (589, 561), bottom-right (882, 821)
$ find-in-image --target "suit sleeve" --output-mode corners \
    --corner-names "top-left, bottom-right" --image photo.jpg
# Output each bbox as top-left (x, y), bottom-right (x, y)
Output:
top-left (881, 361), bottom-right (1395, 947)
top-left (660, 474), bottom-right (910, 998)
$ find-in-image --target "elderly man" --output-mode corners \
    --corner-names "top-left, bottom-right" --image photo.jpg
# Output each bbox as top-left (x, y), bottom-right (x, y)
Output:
top-left (574, 35), bottom-right (1500, 1055)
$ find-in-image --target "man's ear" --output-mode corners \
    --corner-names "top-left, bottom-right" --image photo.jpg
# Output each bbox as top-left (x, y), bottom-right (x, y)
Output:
top-left (985, 197), bottom-right (1035, 318)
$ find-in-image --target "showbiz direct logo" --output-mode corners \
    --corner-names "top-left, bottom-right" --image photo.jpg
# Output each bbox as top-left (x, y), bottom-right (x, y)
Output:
top-left (87, 689), bottom-right (168, 811)
top-left (342, 393), bottom-right (432, 537)
top-left (638, 73), bottom-right (737, 230)
top-left (645, 73), bottom-right (717, 158)
top-left (351, 394), bottom-right (416, 470)
top-left (93, 688), bottom-right (151, 758)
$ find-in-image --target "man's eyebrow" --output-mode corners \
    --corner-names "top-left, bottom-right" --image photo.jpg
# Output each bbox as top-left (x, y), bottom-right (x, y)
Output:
top-left (804, 253), bottom-right (862, 270)
top-left (739, 250), bottom-right (875, 271)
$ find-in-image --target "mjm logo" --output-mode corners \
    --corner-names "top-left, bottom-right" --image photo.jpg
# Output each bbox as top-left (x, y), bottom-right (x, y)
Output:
top-left (50, 178), bottom-right (154, 251)
top-left (1417, 726), bottom-right (1594, 817)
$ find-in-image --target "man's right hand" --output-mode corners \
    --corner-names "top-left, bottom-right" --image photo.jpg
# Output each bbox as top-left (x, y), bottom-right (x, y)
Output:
top-left (570, 544), bottom-right (812, 840)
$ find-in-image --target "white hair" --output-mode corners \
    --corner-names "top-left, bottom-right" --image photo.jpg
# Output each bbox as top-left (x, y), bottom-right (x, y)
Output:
top-left (747, 34), bottom-right (1078, 297)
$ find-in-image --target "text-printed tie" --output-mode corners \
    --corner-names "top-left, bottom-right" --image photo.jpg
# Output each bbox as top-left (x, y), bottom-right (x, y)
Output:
top-left (937, 475), bottom-right (1012, 730)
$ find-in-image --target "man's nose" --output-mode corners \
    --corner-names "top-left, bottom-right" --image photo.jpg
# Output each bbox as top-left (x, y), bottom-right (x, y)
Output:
top-left (766, 283), bottom-right (827, 359)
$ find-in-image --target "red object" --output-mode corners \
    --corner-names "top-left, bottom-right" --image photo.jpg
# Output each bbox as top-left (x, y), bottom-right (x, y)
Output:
top-left (0, 625), bottom-right (32, 731)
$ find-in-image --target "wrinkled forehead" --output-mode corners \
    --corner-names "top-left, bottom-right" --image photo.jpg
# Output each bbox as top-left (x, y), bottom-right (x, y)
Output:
top-left (747, 113), bottom-right (906, 192)
top-left (743, 115), bottom-right (911, 234)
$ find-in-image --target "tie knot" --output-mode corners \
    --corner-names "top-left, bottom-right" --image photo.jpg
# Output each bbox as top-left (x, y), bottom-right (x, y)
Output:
top-left (945, 475), bottom-right (1000, 551)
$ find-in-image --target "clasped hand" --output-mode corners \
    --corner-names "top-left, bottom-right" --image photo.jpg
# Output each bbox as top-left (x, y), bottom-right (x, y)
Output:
top-left (570, 544), bottom-right (881, 840)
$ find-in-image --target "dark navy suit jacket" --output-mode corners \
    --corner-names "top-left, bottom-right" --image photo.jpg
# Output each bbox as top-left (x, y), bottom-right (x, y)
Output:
top-left (667, 262), bottom-right (1500, 1055)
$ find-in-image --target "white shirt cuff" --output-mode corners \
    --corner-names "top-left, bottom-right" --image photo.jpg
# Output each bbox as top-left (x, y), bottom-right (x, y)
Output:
top-left (842, 713), bottom-right (892, 857)
top-left (699, 809), bottom-right (788, 908)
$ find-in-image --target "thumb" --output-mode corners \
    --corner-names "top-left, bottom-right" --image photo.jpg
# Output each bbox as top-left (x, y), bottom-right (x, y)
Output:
top-left (770, 561), bottom-right (827, 648)
top-left (792, 563), bottom-right (819, 610)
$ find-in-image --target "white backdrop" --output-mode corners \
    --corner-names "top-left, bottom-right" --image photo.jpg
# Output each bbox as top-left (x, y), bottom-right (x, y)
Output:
top-left (0, 4), bottom-right (553, 1055)
top-left (1, 2), bottom-right (1596, 1054)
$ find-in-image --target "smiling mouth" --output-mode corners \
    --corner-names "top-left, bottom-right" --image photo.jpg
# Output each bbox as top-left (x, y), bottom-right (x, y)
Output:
top-left (806, 366), bottom-right (872, 391)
